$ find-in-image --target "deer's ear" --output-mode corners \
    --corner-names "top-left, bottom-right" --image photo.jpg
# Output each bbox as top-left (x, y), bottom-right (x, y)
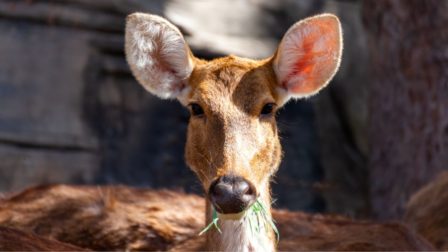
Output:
top-left (273, 14), bottom-right (343, 101)
top-left (125, 13), bottom-right (194, 99)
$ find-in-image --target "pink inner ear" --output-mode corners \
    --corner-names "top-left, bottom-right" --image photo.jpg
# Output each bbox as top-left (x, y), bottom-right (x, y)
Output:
top-left (282, 17), bottom-right (340, 95)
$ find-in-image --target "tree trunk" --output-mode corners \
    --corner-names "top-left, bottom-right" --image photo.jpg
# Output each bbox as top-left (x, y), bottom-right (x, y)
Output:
top-left (363, 0), bottom-right (448, 219)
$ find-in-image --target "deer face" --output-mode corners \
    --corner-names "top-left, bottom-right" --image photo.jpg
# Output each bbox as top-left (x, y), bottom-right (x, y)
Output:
top-left (185, 57), bottom-right (283, 214)
top-left (125, 13), bottom-right (342, 215)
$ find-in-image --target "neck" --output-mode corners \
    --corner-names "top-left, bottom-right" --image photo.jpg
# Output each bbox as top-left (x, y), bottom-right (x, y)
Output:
top-left (204, 186), bottom-right (275, 252)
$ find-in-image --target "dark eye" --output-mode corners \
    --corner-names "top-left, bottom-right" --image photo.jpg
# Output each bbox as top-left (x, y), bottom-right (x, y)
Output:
top-left (260, 103), bottom-right (276, 116)
top-left (189, 103), bottom-right (204, 117)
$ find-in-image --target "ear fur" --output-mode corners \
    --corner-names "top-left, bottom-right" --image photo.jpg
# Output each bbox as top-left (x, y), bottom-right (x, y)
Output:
top-left (273, 14), bottom-right (343, 102)
top-left (125, 13), bottom-right (194, 99)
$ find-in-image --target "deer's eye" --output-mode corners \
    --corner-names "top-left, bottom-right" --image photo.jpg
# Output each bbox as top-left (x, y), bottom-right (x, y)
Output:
top-left (260, 103), bottom-right (276, 116)
top-left (189, 103), bottom-right (205, 117)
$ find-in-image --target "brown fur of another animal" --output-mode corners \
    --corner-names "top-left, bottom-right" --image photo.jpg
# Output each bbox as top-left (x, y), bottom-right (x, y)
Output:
top-left (405, 171), bottom-right (448, 250)
top-left (274, 210), bottom-right (433, 251)
top-left (0, 184), bottom-right (434, 251)
top-left (0, 226), bottom-right (87, 251)
top-left (0, 184), bottom-right (204, 251)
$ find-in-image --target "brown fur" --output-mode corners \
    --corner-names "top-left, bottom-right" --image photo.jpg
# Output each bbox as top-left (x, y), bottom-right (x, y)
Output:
top-left (405, 171), bottom-right (448, 250)
top-left (0, 226), bottom-right (86, 251)
top-left (0, 184), bottom-right (434, 251)
top-left (0, 185), bottom-right (204, 251)
top-left (274, 211), bottom-right (433, 251)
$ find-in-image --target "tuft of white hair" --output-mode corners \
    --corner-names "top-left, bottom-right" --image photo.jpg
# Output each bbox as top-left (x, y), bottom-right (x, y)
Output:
top-left (125, 13), bottom-right (194, 99)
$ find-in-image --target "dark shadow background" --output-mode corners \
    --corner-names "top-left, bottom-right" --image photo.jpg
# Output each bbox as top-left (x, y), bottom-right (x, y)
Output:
top-left (4, 0), bottom-right (434, 220)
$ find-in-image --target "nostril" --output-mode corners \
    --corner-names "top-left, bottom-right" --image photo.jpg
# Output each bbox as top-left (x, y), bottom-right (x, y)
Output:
top-left (212, 183), bottom-right (231, 197)
top-left (235, 180), bottom-right (249, 194)
top-left (234, 178), bottom-right (256, 196)
top-left (244, 184), bottom-right (254, 196)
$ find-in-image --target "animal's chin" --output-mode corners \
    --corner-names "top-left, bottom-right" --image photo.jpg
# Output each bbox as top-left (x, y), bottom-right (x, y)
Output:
top-left (217, 211), bottom-right (247, 221)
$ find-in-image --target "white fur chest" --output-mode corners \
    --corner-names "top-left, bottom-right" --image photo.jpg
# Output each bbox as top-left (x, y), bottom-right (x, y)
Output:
top-left (218, 219), bottom-right (274, 252)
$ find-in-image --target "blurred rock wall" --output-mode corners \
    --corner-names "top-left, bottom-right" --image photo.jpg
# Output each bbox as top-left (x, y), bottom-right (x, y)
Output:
top-left (0, 0), bottom-right (368, 216)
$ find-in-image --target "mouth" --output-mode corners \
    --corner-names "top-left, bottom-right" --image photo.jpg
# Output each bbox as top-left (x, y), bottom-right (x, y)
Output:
top-left (199, 198), bottom-right (280, 241)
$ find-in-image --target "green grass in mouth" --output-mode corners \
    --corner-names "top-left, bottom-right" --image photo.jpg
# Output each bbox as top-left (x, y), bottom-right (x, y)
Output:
top-left (199, 199), bottom-right (279, 243)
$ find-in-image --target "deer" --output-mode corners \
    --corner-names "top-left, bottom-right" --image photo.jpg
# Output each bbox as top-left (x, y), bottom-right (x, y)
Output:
top-left (124, 12), bottom-right (343, 251)
top-left (0, 13), bottom-right (436, 251)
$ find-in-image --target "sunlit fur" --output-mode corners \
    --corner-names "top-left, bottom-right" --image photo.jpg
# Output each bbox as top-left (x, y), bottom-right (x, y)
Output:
top-left (125, 13), bottom-right (343, 251)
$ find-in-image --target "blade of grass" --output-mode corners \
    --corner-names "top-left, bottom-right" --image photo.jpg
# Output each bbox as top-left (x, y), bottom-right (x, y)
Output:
top-left (256, 199), bottom-right (280, 242)
top-left (199, 209), bottom-right (221, 235)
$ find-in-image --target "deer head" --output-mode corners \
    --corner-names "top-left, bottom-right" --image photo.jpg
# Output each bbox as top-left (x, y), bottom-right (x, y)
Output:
top-left (125, 13), bottom-right (342, 251)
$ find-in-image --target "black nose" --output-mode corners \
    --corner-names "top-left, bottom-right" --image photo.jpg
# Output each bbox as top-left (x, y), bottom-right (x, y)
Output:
top-left (208, 175), bottom-right (257, 214)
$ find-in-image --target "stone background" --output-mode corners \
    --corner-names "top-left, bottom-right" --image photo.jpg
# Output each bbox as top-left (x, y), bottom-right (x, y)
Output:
top-left (0, 0), bottom-right (369, 216)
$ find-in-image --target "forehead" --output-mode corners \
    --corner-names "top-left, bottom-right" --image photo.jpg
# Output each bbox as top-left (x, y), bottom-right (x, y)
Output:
top-left (187, 56), bottom-right (278, 110)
